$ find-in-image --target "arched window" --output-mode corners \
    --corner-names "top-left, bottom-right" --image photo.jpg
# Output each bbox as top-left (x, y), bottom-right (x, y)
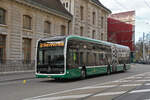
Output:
top-left (0, 8), bottom-right (6, 24)
top-left (23, 15), bottom-right (32, 30)
top-left (44, 21), bottom-right (51, 33)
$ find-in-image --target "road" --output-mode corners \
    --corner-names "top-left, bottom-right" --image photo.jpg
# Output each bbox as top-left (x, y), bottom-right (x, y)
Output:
top-left (0, 64), bottom-right (150, 100)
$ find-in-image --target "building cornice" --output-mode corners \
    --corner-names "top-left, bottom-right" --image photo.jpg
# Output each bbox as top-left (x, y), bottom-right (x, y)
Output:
top-left (13, 0), bottom-right (72, 21)
top-left (89, 0), bottom-right (111, 14)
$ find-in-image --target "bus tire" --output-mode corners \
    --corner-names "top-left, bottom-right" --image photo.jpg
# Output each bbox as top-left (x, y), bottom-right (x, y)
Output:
top-left (107, 66), bottom-right (111, 75)
top-left (81, 69), bottom-right (86, 79)
top-left (55, 78), bottom-right (60, 81)
top-left (123, 64), bottom-right (126, 72)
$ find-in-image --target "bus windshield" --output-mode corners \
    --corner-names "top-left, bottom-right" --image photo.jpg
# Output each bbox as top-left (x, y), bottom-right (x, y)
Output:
top-left (38, 47), bottom-right (64, 65)
top-left (37, 41), bottom-right (65, 74)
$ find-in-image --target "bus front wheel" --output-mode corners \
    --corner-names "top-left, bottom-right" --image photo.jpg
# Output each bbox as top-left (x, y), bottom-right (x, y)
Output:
top-left (81, 69), bottom-right (86, 79)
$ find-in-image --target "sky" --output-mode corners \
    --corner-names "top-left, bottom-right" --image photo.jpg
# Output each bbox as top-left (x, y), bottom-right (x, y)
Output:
top-left (100, 0), bottom-right (150, 42)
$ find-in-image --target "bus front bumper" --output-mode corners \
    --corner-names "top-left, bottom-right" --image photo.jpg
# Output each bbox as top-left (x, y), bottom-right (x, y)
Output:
top-left (35, 72), bottom-right (72, 79)
top-left (36, 69), bottom-right (81, 79)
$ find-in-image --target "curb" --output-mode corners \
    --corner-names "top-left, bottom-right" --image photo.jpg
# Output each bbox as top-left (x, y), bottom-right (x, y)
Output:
top-left (0, 70), bottom-right (35, 83)
top-left (0, 77), bottom-right (36, 83)
top-left (0, 70), bottom-right (34, 75)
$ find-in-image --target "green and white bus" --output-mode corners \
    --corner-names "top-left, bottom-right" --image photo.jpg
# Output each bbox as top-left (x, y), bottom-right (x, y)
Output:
top-left (35, 35), bottom-right (130, 79)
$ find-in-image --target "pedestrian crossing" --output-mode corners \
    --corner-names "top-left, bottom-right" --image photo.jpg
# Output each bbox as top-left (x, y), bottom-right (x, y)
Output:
top-left (25, 72), bottom-right (150, 100)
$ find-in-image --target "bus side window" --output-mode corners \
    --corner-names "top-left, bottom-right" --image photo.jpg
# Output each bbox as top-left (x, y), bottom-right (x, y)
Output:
top-left (86, 52), bottom-right (89, 66)
top-left (88, 52), bottom-right (95, 66)
top-left (94, 53), bottom-right (97, 66)
top-left (82, 52), bottom-right (86, 66)
top-left (95, 53), bottom-right (99, 66)
top-left (74, 52), bottom-right (79, 66)
top-left (67, 49), bottom-right (73, 69)
top-left (80, 52), bottom-right (83, 66)
top-left (48, 56), bottom-right (51, 64)
top-left (99, 53), bottom-right (104, 65)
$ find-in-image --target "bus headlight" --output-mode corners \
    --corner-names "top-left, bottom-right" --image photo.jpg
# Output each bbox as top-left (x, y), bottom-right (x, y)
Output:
top-left (67, 71), bottom-right (69, 74)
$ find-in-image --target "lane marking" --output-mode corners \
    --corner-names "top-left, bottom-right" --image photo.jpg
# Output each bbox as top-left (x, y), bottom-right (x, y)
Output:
top-left (114, 80), bottom-right (130, 83)
top-left (125, 77), bottom-right (135, 79)
top-left (115, 80), bottom-right (150, 83)
top-left (125, 77), bottom-right (143, 79)
top-left (80, 84), bottom-right (142, 90)
top-left (79, 85), bottom-right (117, 90)
top-left (33, 91), bottom-right (126, 100)
top-left (136, 80), bottom-right (150, 82)
top-left (145, 83), bottom-right (150, 86)
top-left (143, 77), bottom-right (150, 79)
top-left (95, 91), bottom-right (126, 96)
top-left (24, 80), bottom-right (121, 100)
top-left (32, 94), bottom-right (91, 100)
top-left (121, 84), bottom-right (142, 87)
top-left (130, 89), bottom-right (150, 94)
top-left (32, 88), bottom-right (150, 100)
top-left (24, 72), bottom-right (150, 100)
top-left (24, 88), bottom-right (81, 100)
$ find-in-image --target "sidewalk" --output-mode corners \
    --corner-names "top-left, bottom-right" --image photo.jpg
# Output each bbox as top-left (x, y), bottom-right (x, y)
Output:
top-left (0, 71), bottom-right (35, 82)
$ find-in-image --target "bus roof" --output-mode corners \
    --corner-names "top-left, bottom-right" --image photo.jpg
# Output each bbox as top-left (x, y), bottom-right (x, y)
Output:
top-left (39, 36), bottom-right (66, 41)
top-left (67, 35), bottom-right (130, 50)
top-left (39, 35), bottom-right (130, 50)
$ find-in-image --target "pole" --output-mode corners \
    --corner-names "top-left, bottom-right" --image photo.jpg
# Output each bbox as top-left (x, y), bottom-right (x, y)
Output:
top-left (143, 32), bottom-right (145, 62)
top-left (149, 34), bottom-right (150, 63)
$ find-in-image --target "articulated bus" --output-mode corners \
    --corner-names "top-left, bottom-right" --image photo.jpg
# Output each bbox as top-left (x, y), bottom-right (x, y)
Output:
top-left (35, 35), bottom-right (130, 79)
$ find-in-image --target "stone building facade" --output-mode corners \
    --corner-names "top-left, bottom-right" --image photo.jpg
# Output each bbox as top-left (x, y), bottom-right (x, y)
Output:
top-left (0, 0), bottom-right (111, 72)
top-left (0, 0), bottom-right (72, 72)
top-left (61, 0), bottom-right (111, 41)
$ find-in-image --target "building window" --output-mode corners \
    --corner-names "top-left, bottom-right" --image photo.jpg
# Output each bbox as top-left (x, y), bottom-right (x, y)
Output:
top-left (23, 15), bottom-right (32, 30)
top-left (80, 6), bottom-right (84, 20)
top-left (44, 21), bottom-right (51, 33)
top-left (101, 16), bottom-right (104, 28)
top-left (61, 25), bottom-right (66, 35)
top-left (0, 35), bottom-right (6, 63)
top-left (22, 38), bottom-right (31, 63)
top-left (92, 12), bottom-right (95, 25)
top-left (66, 2), bottom-right (68, 8)
top-left (92, 30), bottom-right (95, 39)
top-left (0, 8), bottom-right (6, 25)
top-left (101, 33), bottom-right (103, 40)
top-left (80, 26), bottom-right (83, 36)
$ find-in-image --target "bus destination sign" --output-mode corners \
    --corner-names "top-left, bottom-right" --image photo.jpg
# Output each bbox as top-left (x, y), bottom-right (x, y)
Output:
top-left (40, 41), bottom-right (64, 48)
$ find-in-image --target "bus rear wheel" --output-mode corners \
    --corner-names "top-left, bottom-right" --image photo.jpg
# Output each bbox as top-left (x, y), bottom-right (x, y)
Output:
top-left (107, 66), bottom-right (111, 75)
top-left (123, 64), bottom-right (126, 72)
top-left (81, 69), bottom-right (86, 79)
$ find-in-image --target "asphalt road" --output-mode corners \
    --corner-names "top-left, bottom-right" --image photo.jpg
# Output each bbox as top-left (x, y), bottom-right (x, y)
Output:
top-left (0, 64), bottom-right (150, 100)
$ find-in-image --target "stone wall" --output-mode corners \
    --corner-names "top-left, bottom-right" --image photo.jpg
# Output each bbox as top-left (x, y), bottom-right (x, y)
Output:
top-left (61, 0), bottom-right (110, 41)
top-left (0, 0), bottom-right (70, 61)
top-left (0, 0), bottom-right (70, 72)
